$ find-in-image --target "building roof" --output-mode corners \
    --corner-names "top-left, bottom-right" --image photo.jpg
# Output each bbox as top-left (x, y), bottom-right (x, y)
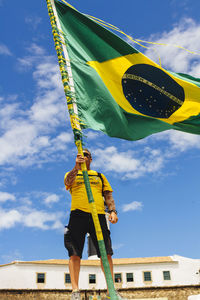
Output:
top-left (0, 256), bottom-right (176, 268)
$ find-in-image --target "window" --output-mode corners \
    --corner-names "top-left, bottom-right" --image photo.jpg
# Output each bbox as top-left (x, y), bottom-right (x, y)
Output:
top-left (65, 273), bottom-right (71, 284)
top-left (163, 271), bottom-right (171, 280)
top-left (89, 274), bottom-right (96, 284)
top-left (37, 273), bottom-right (45, 284)
top-left (114, 273), bottom-right (122, 283)
top-left (126, 273), bottom-right (134, 282)
top-left (143, 271), bottom-right (152, 282)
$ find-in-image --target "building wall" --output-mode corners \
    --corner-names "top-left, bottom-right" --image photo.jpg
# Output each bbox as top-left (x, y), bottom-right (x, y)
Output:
top-left (113, 262), bottom-right (178, 288)
top-left (0, 256), bottom-right (199, 290)
top-left (172, 256), bottom-right (200, 285)
top-left (112, 256), bottom-right (200, 289)
top-left (188, 295), bottom-right (200, 300)
top-left (0, 263), bottom-right (71, 289)
top-left (0, 286), bottom-right (200, 300)
top-left (80, 265), bottom-right (105, 290)
top-left (113, 256), bottom-right (200, 289)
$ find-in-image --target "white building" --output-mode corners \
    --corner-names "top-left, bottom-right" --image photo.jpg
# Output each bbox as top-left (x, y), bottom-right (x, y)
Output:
top-left (0, 255), bottom-right (200, 290)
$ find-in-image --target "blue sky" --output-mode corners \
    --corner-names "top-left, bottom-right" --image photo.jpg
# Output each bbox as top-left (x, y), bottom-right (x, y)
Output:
top-left (0, 0), bottom-right (200, 264)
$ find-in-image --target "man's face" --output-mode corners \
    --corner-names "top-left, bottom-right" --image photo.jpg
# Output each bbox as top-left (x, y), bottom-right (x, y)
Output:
top-left (83, 151), bottom-right (92, 168)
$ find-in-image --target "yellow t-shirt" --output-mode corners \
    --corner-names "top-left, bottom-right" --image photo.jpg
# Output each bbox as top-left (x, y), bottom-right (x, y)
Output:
top-left (64, 170), bottom-right (113, 214)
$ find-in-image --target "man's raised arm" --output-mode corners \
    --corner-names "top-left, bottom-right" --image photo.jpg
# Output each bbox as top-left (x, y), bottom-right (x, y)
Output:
top-left (64, 154), bottom-right (85, 187)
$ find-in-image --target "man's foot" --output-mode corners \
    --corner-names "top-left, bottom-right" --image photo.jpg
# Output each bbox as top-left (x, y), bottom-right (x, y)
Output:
top-left (105, 291), bottom-right (127, 300)
top-left (71, 290), bottom-right (81, 300)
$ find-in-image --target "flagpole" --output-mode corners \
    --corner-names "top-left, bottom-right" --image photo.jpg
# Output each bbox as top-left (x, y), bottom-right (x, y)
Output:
top-left (46, 0), bottom-right (117, 298)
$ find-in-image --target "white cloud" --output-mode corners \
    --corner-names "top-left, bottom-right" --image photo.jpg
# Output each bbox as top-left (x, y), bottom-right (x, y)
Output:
top-left (16, 46), bottom-right (54, 72)
top-left (0, 43), bottom-right (12, 56)
top-left (0, 177), bottom-right (7, 188)
top-left (122, 201), bottom-right (143, 212)
top-left (0, 207), bottom-right (63, 231)
top-left (0, 45), bottom-right (73, 168)
top-left (44, 194), bottom-right (60, 205)
top-left (55, 132), bottom-right (73, 143)
top-left (0, 209), bottom-right (21, 229)
top-left (17, 57), bottom-right (34, 70)
top-left (168, 131), bottom-right (200, 151)
top-left (0, 192), bottom-right (15, 202)
top-left (25, 16), bottom-right (42, 30)
top-left (112, 243), bottom-right (124, 250)
top-left (93, 146), bottom-right (139, 173)
top-left (1, 249), bottom-right (23, 264)
top-left (27, 43), bottom-right (45, 56)
top-left (86, 130), bottom-right (102, 140)
top-left (93, 146), bottom-right (164, 179)
top-left (0, 189), bottom-right (66, 231)
top-left (143, 18), bottom-right (200, 75)
top-left (152, 130), bottom-right (200, 152)
top-left (22, 209), bottom-right (62, 230)
top-left (51, 220), bottom-right (64, 230)
top-left (0, 122), bottom-right (36, 156)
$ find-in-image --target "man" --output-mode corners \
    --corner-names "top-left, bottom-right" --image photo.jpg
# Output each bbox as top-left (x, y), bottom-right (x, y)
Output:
top-left (64, 149), bottom-right (125, 300)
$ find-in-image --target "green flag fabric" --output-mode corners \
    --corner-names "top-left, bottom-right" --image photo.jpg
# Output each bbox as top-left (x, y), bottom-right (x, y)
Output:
top-left (54, 0), bottom-right (200, 141)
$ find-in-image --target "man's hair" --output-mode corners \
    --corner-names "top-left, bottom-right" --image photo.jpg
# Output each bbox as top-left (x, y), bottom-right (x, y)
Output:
top-left (83, 148), bottom-right (92, 157)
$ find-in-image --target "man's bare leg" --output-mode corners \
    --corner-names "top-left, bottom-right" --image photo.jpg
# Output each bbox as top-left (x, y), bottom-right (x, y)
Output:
top-left (69, 255), bottom-right (81, 291)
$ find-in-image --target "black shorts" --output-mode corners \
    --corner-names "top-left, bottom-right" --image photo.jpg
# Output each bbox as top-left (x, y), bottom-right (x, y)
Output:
top-left (64, 209), bottom-right (113, 258)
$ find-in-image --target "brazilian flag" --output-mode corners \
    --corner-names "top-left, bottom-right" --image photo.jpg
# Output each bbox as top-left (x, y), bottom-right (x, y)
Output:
top-left (54, 0), bottom-right (200, 141)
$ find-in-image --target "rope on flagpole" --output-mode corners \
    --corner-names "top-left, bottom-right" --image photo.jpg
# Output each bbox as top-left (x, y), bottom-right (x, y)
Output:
top-left (45, 1), bottom-right (118, 299)
top-left (86, 14), bottom-right (200, 67)
top-left (46, 0), bottom-right (81, 138)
